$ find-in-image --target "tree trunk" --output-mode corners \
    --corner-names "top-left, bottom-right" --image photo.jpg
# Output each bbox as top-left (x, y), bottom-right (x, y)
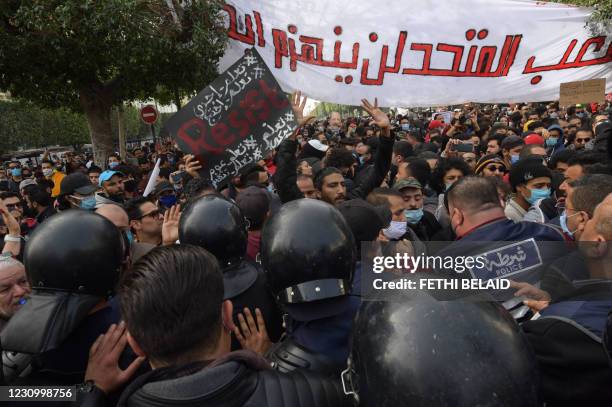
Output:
top-left (117, 105), bottom-right (127, 160)
top-left (174, 88), bottom-right (182, 110)
top-left (79, 87), bottom-right (115, 168)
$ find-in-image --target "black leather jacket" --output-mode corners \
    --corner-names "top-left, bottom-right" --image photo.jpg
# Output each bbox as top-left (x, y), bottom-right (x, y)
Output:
top-left (77, 351), bottom-right (349, 407)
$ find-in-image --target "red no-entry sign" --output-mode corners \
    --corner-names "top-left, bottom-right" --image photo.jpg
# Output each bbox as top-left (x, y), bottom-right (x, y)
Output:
top-left (140, 105), bottom-right (158, 124)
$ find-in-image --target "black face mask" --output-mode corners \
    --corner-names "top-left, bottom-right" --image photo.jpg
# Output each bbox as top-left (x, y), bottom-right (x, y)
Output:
top-left (23, 206), bottom-right (38, 218)
top-left (123, 179), bottom-right (138, 193)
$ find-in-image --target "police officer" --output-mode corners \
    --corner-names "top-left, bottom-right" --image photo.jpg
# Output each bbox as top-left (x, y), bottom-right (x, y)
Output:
top-left (342, 292), bottom-right (540, 406)
top-left (262, 199), bottom-right (356, 375)
top-left (521, 192), bottom-right (612, 405)
top-left (179, 195), bottom-right (283, 348)
top-left (436, 177), bottom-right (566, 304)
top-left (1, 210), bottom-right (126, 386)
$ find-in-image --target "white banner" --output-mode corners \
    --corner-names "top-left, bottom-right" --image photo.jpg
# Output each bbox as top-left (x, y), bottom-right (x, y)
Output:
top-left (219, 0), bottom-right (611, 107)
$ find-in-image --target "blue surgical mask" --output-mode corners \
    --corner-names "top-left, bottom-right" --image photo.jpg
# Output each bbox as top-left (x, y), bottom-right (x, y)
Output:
top-left (359, 156), bottom-right (366, 165)
top-left (159, 195), bottom-right (177, 208)
top-left (383, 221), bottom-right (407, 240)
top-left (405, 208), bottom-right (424, 224)
top-left (267, 183), bottom-right (275, 193)
top-left (108, 161), bottom-right (119, 169)
top-left (401, 124), bottom-right (410, 131)
top-left (80, 195), bottom-right (97, 210)
top-left (576, 112), bottom-right (585, 118)
top-left (510, 154), bottom-right (520, 165)
top-left (11, 168), bottom-right (22, 177)
top-left (545, 137), bottom-right (558, 147)
top-left (559, 211), bottom-right (580, 238)
top-left (126, 230), bottom-right (134, 245)
top-left (526, 188), bottom-right (551, 205)
top-left (445, 182), bottom-right (453, 191)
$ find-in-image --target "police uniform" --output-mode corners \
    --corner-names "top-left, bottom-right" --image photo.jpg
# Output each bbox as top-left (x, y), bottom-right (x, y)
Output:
top-left (179, 196), bottom-right (283, 350)
top-left (522, 280), bottom-right (612, 405)
top-left (262, 199), bottom-right (357, 376)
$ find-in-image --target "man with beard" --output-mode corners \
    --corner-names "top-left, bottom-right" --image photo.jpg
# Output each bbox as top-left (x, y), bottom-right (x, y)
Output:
top-left (275, 94), bottom-right (393, 206)
top-left (96, 170), bottom-right (125, 208)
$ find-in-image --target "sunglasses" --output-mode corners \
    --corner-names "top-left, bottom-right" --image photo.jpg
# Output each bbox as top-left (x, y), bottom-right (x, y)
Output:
top-left (575, 138), bottom-right (591, 144)
top-left (486, 165), bottom-right (506, 173)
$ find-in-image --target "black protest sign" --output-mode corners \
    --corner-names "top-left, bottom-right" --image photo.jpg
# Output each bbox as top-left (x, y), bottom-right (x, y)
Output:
top-left (164, 48), bottom-right (296, 188)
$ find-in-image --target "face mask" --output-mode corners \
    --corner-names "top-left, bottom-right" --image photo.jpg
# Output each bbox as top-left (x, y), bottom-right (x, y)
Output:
top-left (267, 184), bottom-right (275, 193)
top-left (125, 230), bottom-right (134, 245)
top-left (545, 137), bottom-right (558, 147)
top-left (11, 168), bottom-right (22, 177)
top-left (159, 195), bottom-right (177, 208)
top-left (108, 161), bottom-right (119, 169)
top-left (42, 168), bottom-right (53, 178)
top-left (584, 139), bottom-right (594, 151)
top-left (359, 156), bottom-right (366, 165)
top-left (510, 154), bottom-right (520, 165)
top-left (23, 206), bottom-right (37, 218)
top-left (526, 188), bottom-right (551, 205)
top-left (549, 112), bottom-right (559, 119)
top-left (80, 195), bottom-right (97, 210)
top-left (401, 124), bottom-right (410, 131)
top-left (383, 221), bottom-right (407, 240)
top-left (559, 211), bottom-right (580, 238)
top-left (445, 182), bottom-right (454, 191)
top-left (404, 208), bottom-right (424, 224)
top-left (576, 112), bottom-right (585, 118)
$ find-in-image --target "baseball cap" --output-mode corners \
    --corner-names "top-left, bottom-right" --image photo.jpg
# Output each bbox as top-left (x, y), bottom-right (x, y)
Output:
top-left (19, 179), bottom-right (37, 191)
top-left (509, 157), bottom-right (552, 190)
top-left (236, 186), bottom-right (270, 230)
top-left (153, 180), bottom-right (174, 195)
top-left (308, 139), bottom-right (329, 152)
top-left (501, 135), bottom-right (524, 150)
top-left (98, 170), bottom-right (124, 187)
top-left (337, 199), bottom-right (391, 244)
top-left (524, 133), bottom-right (545, 146)
top-left (59, 172), bottom-right (98, 196)
top-left (393, 178), bottom-right (422, 191)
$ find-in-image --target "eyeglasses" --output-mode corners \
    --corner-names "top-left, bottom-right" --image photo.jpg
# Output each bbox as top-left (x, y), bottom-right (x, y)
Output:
top-left (5, 202), bottom-right (22, 210)
top-left (486, 165), bottom-right (506, 173)
top-left (575, 138), bottom-right (592, 144)
top-left (137, 209), bottom-right (161, 220)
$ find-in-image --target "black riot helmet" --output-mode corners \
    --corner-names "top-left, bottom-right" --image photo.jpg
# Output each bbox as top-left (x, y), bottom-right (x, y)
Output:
top-left (261, 199), bottom-right (356, 304)
top-left (342, 294), bottom-right (541, 407)
top-left (179, 195), bottom-right (248, 268)
top-left (25, 209), bottom-right (124, 297)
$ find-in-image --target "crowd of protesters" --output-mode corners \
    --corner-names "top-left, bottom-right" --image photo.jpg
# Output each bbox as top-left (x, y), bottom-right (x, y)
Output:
top-left (0, 93), bottom-right (611, 406)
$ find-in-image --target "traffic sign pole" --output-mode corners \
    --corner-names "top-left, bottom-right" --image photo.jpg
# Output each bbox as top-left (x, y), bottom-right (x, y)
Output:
top-left (140, 105), bottom-right (159, 150)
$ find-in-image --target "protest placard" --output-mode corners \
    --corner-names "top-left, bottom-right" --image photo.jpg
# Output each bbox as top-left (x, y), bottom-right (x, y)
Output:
top-left (164, 49), bottom-right (296, 187)
top-left (559, 78), bottom-right (606, 106)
